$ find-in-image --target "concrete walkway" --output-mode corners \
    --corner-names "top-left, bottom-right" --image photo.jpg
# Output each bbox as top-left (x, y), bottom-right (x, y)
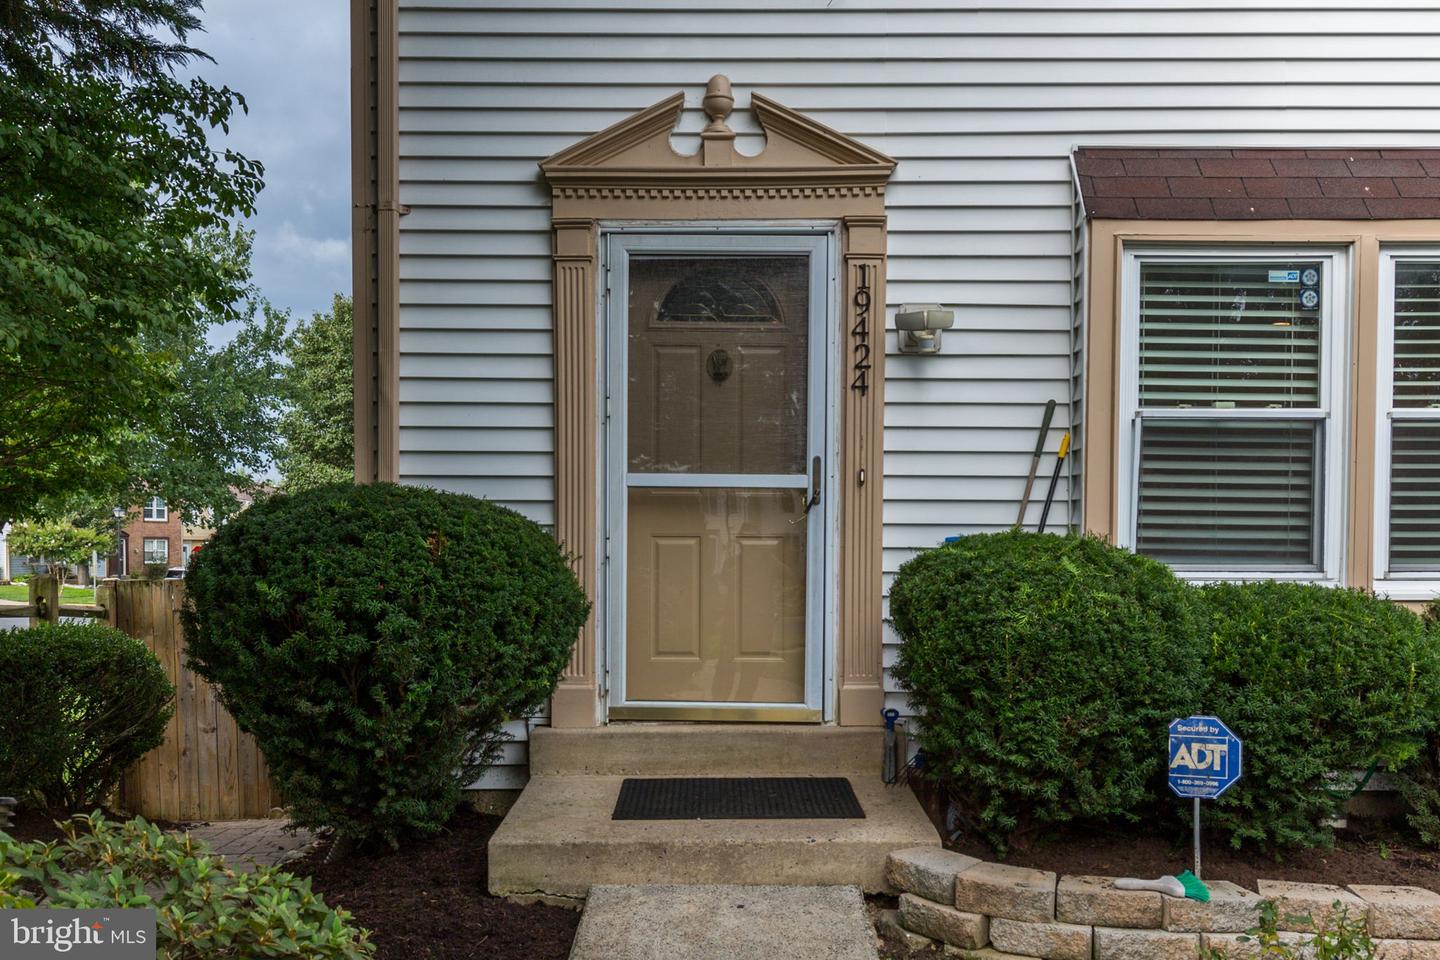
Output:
top-left (182, 819), bottom-right (315, 871)
top-left (568, 884), bottom-right (880, 960)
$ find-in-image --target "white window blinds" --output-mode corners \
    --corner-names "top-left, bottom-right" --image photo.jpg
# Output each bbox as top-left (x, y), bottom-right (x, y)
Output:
top-left (1388, 262), bottom-right (1440, 573)
top-left (1138, 420), bottom-right (1319, 569)
top-left (1139, 262), bottom-right (1323, 409)
top-left (1134, 261), bottom-right (1327, 571)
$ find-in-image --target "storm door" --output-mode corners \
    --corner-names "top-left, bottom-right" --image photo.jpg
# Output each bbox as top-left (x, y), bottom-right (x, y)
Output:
top-left (604, 232), bottom-right (831, 718)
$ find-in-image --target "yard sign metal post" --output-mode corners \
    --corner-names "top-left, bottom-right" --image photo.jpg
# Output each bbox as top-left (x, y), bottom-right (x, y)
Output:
top-left (1167, 716), bottom-right (1243, 880)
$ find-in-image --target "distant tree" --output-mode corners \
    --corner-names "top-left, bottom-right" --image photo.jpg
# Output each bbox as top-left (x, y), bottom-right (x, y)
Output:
top-left (124, 230), bottom-right (288, 519)
top-left (0, 0), bottom-right (203, 82)
top-left (276, 295), bottom-right (354, 492)
top-left (7, 519), bottom-right (114, 584)
top-left (0, 0), bottom-right (267, 524)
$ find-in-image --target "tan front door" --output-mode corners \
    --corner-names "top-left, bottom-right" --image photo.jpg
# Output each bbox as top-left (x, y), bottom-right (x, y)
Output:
top-left (612, 236), bottom-right (828, 712)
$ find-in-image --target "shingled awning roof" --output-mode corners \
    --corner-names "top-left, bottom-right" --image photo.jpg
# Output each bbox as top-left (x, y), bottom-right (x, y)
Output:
top-left (1073, 147), bottom-right (1440, 220)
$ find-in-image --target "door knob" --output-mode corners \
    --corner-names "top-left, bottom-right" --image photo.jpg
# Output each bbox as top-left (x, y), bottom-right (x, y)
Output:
top-left (791, 456), bottom-right (822, 524)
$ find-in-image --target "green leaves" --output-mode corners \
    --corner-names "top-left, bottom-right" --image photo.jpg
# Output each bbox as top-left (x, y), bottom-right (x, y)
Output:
top-left (890, 531), bottom-right (1206, 853)
top-left (0, 10), bottom-right (270, 525)
top-left (276, 295), bottom-right (355, 493)
top-left (1202, 582), bottom-right (1440, 851)
top-left (0, 813), bottom-right (375, 959)
top-left (181, 483), bottom-right (589, 849)
top-left (891, 534), bottom-right (1440, 855)
top-left (1201, 900), bottom-right (1378, 960)
top-left (0, 623), bottom-right (175, 811)
top-left (6, 518), bottom-right (115, 578)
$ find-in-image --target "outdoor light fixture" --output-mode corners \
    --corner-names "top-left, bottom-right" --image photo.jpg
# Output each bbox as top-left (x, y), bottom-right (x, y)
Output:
top-left (895, 303), bottom-right (955, 355)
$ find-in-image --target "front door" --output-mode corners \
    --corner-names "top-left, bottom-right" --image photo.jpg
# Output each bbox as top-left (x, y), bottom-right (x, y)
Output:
top-left (605, 232), bottom-right (831, 718)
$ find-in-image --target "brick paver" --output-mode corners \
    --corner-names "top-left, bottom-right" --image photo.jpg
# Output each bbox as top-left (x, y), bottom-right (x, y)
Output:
top-left (181, 819), bottom-right (315, 871)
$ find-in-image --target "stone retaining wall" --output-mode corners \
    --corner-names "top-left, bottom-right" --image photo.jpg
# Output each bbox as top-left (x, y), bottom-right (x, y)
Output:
top-left (879, 847), bottom-right (1440, 959)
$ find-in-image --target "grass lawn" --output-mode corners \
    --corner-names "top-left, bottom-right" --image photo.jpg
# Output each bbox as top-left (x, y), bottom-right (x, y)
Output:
top-left (0, 583), bottom-right (97, 604)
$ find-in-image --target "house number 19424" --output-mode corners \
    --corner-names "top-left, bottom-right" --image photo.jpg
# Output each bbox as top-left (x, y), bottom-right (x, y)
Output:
top-left (851, 263), bottom-right (873, 395)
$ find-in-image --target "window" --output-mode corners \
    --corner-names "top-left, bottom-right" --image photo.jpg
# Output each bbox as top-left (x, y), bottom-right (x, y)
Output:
top-left (142, 497), bottom-right (167, 522)
top-left (143, 538), bottom-right (169, 566)
top-left (1120, 250), bottom-right (1348, 579)
top-left (1375, 252), bottom-right (1440, 598)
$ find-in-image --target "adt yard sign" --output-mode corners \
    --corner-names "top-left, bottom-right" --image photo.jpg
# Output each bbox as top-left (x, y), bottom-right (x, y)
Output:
top-left (1168, 715), bottom-right (1242, 799)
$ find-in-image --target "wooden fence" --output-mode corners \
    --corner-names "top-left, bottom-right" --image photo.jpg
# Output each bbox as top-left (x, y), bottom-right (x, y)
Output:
top-left (16, 574), bottom-right (278, 821)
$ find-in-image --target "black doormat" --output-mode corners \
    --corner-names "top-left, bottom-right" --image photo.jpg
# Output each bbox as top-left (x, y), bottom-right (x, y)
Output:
top-left (612, 777), bottom-right (865, 820)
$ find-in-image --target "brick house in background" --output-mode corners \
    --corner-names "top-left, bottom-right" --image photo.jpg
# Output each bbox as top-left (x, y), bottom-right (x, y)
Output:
top-left (114, 496), bottom-right (183, 577)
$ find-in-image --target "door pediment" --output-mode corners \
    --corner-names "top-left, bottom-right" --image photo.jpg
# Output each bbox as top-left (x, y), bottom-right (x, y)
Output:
top-left (539, 76), bottom-right (895, 196)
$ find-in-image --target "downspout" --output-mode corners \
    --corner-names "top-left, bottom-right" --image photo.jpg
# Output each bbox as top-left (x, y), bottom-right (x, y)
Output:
top-left (374, 0), bottom-right (403, 482)
top-left (350, 0), bottom-right (405, 483)
top-left (1068, 149), bottom-right (1089, 534)
top-left (350, 0), bottom-right (378, 482)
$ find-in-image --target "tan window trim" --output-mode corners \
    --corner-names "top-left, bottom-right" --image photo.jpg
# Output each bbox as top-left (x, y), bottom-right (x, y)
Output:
top-left (1082, 219), bottom-right (1440, 594)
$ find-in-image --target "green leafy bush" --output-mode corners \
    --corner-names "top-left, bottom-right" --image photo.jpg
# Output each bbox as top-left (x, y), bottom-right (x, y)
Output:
top-left (1396, 733), bottom-right (1440, 848)
top-left (182, 482), bottom-right (589, 847)
top-left (1401, 609), bottom-right (1440, 845)
top-left (1201, 582), bottom-right (1440, 850)
top-left (0, 813), bottom-right (373, 958)
top-left (0, 623), bottom-right (174, 811)
top-left (1201, 900), bottom-right (1376, 960)
top-left (890, 531), bottom-right (1206, 851)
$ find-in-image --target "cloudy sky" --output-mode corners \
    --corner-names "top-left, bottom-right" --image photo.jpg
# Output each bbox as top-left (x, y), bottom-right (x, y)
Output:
top-left (189, 1), bottom-right (350, 321)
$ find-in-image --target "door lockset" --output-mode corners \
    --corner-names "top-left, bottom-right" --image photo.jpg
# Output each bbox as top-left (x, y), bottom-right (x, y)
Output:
top-left (791, 455), bottom-right (822, 524)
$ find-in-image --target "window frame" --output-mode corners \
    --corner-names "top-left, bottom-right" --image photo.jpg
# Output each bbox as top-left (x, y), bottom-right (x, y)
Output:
top-left (1117, 245), bottom-right (1351, 584)
top-left (142, 497), bottom-right (167, 522)
top-left (142, 537), bottom-right (169, 566)
top-left (1374, 246), bottom-right (1440, 601)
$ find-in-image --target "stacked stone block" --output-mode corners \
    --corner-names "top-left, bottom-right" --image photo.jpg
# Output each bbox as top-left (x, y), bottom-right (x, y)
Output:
top-left (882, 847), bottom-right (1440, 959)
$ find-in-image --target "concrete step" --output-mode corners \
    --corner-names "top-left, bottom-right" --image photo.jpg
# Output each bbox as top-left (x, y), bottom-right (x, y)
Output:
top-left (487, 774), bottom-right (940, 898)
top-left (569, 884), bottom-right (879, 960)
top-left (529, 723), bottom-right (885, 777)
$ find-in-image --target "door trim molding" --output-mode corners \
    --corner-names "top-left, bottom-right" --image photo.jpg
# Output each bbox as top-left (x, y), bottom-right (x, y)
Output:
top-left (541, 77), bottom-right (894, 727)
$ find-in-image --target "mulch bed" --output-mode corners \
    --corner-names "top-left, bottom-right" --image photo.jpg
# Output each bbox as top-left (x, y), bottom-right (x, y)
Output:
top-left (948, 821), bottom-right (1440, 894)
top-left (5, 807), bottom-right (68, 844)
top-left (5, 808), bottom-right (183, 845)
top-left (906, 777), bottom-right (1440, 893)
top-left (292, 808), bottom-right (579, 960)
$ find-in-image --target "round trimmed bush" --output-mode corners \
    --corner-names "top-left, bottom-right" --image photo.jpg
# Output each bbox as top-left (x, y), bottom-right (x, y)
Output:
top-left (182, 482), bottom-right (589, 847)
top-left (1200, 581), bottom-right (1440, 850)
top-left (0, 622), bottom-right (174, 812)
top-left (890, 531), bottom-right (1205, 851)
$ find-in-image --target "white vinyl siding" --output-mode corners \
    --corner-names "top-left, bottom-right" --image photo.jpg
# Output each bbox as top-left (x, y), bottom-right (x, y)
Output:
top-left (394, 0), bottom-right (1440, 784)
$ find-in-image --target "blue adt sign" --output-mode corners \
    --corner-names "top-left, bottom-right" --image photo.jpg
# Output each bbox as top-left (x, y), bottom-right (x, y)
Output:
top-left (1168, 715), bottom-right (1242, 799)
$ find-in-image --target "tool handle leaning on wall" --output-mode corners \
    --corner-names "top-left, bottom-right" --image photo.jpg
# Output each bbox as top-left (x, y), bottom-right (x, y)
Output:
top-left (1015, 399), bottom-right (1057, 527)
top-left (1036, 431), bottom-right (1071, 534)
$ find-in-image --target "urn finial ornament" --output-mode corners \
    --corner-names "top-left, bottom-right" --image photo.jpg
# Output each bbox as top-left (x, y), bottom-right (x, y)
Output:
top-left (702, 74), bottom-right (734, 134)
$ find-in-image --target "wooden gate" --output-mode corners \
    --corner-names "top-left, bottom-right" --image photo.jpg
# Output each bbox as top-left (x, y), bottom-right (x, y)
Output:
top-left (20, 574), bottom-right (278, 820)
